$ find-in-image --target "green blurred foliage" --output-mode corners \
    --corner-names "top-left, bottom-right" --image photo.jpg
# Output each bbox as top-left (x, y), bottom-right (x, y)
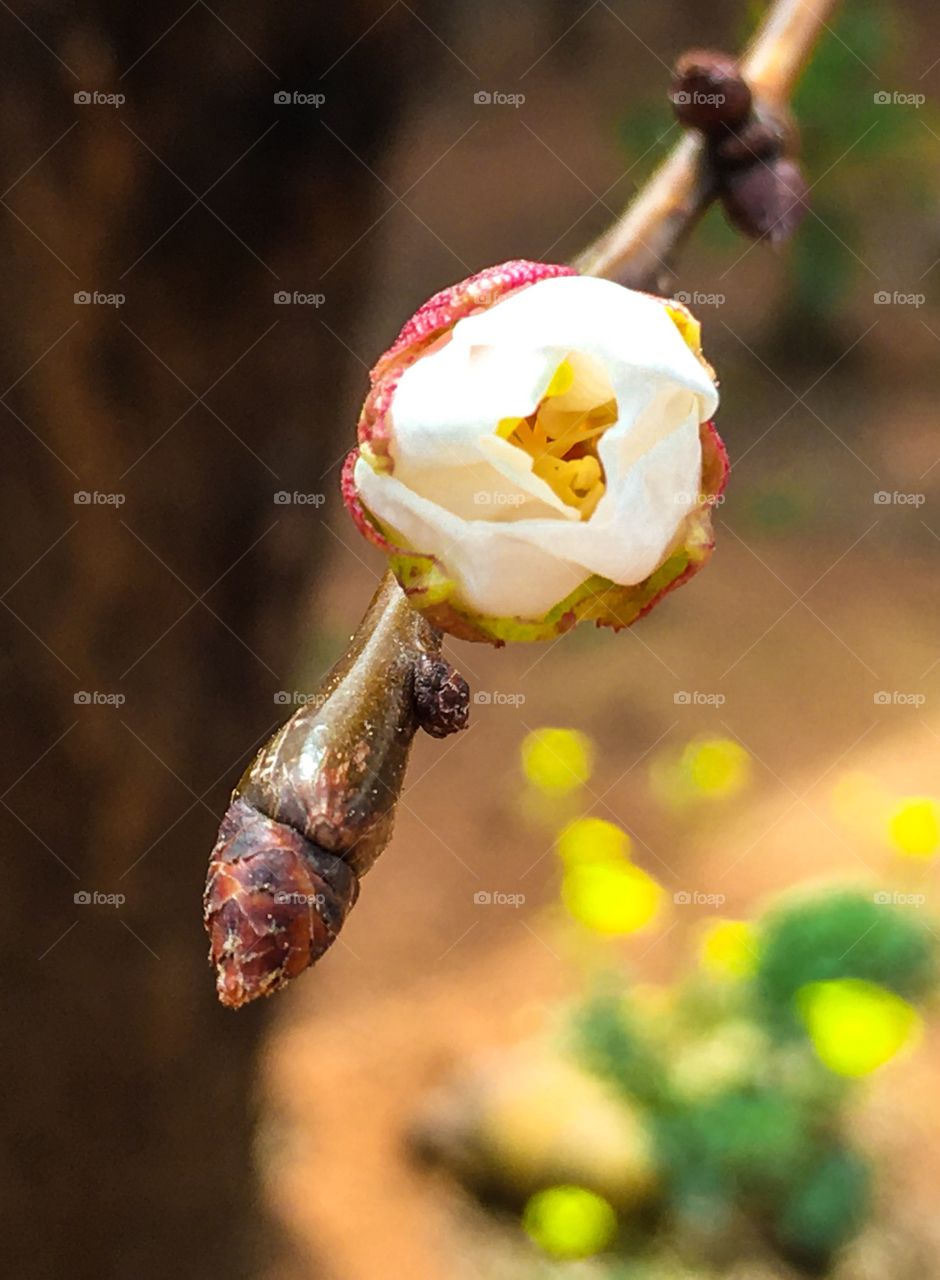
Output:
top-left (573, 991), bottom-right (675, 1109)
top-left (775, 1147), bottom-right (870, 1264)
top-left (561, 886), bottom-right (937, 1276)
top-left (785, 0), bottom-right (939, 342)
top-left (754, 887), bottom-right (938, 1032)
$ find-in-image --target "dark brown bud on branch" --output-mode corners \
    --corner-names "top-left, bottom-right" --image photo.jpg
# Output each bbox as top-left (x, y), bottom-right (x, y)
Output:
top-left (720, 155), bottom-right (809, 243)
top-left (203, 574), bottom-right (469, 1008)
top-left (669, 49), bottom-right (752, 135)
top-left (414, 655), bottom-right (470, 739)
top-left (713, 116), bottom-right (785, 168)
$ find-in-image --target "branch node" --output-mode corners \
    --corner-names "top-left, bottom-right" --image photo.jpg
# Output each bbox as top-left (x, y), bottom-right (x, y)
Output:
top-left (414, 654), bottom-right (471, 739)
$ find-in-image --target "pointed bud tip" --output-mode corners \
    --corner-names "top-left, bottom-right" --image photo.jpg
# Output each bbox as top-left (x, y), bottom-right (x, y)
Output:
top-left (720, 156), bottom-right (809, 243)
top-left (204, 797), bottom-right (359, 1008)
top-left (215, 959), bottom-right (257, 1010)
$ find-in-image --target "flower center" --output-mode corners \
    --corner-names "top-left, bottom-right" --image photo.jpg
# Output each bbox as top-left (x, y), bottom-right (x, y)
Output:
top-left (495, 355), bottom-right (618, 519)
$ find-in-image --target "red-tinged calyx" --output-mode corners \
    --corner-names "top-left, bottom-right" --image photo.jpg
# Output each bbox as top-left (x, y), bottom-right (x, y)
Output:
top-left (357, 260), bottom-right (577, 466)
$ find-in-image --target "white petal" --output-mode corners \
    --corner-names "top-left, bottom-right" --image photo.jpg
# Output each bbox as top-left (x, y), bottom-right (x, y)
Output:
top-left (382, 447), bottom-right (575, 523)
top-left (365, 275), bottom-right (719, 618)
top-left (391, 340), bottom-right (565, 466)
top-left (475, 435), bottom-right (581, 521)
top-left (389, 276), bottom-right (716, 470)
top-left (354, 455), bottom-right (587, 617)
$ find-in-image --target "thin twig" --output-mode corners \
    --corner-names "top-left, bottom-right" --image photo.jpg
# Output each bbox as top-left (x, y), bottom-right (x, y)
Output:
top-left (574, 0), bottom-right (840, 289)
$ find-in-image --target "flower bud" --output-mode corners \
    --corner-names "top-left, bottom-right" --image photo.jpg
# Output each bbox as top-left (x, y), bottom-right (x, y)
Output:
top-left (669, 49), bottom-right (752, 135)
top-left (713, 117), bottom-right (784, 168)
top-left (712, 102), bottom-right (799, 167)
top-left (414, 654), bottom-right (471, 738)
top-left (720, 156), bottom-right (809, 243)
top-left (342, 261), bottom-right (726, 645)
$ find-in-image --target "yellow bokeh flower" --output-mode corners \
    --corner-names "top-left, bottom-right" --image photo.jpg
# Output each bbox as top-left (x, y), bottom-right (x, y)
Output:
top-left (797, 978), bottom-right (922, 1077)
top-left (888, 796), bottom-right (940, 858)
top-left (556, 816), bottom-right (630, 866)
top-left (699, 918), bottom-right (759, 980)
top-left (683, 737), bottom-right (751, 798)
top-left (562, 861), bottom-right (662, 935)
top-left (521, 727), bottom-right (594, 797)
top-left (523, 1185), bottom-right (618, 1259)
top-left (650, 736), bottom-right (751, 808)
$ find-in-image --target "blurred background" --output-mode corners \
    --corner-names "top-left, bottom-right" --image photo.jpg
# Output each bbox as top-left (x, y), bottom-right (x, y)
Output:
top-left (3, 1), bottom-right (940, 1277)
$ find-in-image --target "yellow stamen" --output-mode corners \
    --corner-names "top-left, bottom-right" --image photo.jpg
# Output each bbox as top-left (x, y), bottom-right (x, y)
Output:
top-left (544, 358), bottom-right (575, 398)
top-left (496, 415), bottom-right (525, 440)
top-left (496, 359), bottom-right (616, 517)
top-left (540, 416), bottom-right (612, 459)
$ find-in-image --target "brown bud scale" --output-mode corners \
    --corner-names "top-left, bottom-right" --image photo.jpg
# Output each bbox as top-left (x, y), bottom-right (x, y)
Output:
top-left (204, 798), bottom-right (359, 1008)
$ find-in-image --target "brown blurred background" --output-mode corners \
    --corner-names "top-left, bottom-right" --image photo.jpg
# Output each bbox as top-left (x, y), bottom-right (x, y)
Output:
top-left (2, 1), bottom-right (939, 1277)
